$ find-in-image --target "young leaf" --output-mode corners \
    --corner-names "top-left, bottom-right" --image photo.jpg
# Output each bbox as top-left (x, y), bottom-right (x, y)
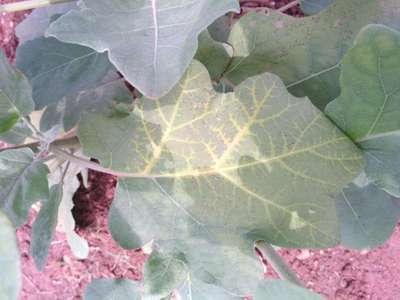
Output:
top-left (46, 0), bottom-right (240, 97)
top-left (223, 0), bottom-right (400, 109)
top-left (79, 61), bottom-right (362, 249)
top-left (254, 280), bottom-right (324, 300)
top-left (84, 279), bottom-right (141, 300)
top-left (15, 2), bottom-right (76, 44)
top-left (31, 184), bottom-right (63, 271)
top-left (144, 250), bottom-right (189, 299)
top-left (336, 183), bottom-right (398, 250)
top-left (300, 0), bottom-right (336, 15)
top-left (170, 238), bottom-right (262, 295)
top-left (16, 37), bottom-right (112, 108)
top-left (0, 212), bottom-right (21, 300)
top-left (0, 50), bottom-right (34, 133)
top-left (325, 25), bottom-right (400, 196)
top-left (143, 239), bottom-right (259, 298)
top-left (0, 148), bottom-right (49, 226)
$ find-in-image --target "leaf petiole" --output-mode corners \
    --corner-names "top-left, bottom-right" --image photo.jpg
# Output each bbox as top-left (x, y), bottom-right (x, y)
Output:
top-left (278, 0), bottom-right (301, 12)
top-left (255, 240), bottom-right (303, 287)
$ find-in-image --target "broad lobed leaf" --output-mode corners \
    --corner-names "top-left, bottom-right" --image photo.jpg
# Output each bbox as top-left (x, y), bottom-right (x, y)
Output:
top-left (223, 0), bottom-right (400, 109)
top-left (326, 25), bottom-right (400, 196)
top-left (79, 61), bottom-right (362, 252)
top-left (46, 0), bottom-right (240, 98)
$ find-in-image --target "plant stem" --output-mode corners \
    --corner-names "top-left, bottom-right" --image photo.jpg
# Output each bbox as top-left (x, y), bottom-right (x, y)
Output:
top-left (255, 240), bottom-right (303, 286)
top-left (278, 0), bottom-right (301, 12)
top-left (0, 0), bottom-right (75, 13)
top-left (0, 136), bottom-right (80, 153)
top-left (20, 116), bottom-right (44, 141)
top-left (48, 145), bottom-right (139, 177)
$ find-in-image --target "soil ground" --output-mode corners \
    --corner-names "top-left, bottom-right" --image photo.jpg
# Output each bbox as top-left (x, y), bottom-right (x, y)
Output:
top-left (1, 0), bottom-right (400, 299)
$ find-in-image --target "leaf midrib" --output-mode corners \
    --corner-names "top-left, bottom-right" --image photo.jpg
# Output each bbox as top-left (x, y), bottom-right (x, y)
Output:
top-left (137, 136), bottom-right (352, 178)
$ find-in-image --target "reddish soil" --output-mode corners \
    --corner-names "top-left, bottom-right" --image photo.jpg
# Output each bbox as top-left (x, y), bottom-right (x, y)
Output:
top-left (1, 1), bottom-right (400, 299)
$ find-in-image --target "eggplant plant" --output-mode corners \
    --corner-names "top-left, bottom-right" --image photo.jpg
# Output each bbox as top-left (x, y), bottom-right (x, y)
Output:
top-left (1, 0), bottom-right (400, 299)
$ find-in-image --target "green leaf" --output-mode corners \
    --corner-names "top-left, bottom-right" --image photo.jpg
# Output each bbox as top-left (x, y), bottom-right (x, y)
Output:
top-left (176, 279), bottom-right (242, 300)
top-left (144, 250), bottom-right (189, 299)
top-left (143, 241), bottom-right (258, 298)
top-left (0, 212), bottom-right (21, 300)
top-left (0, 113), bottom-right (19, 134)
top-left (325, 25), bottom-right (400, 196)
top-left (254, 280), bottom-right (324, 300)
top-left (84, 279), bottom-right (141, 300)
top-left (0, 120), bottom-right (32, 145)
top-left (208, 14), bottom-right (232, 43)
top-left (15, 2), bottom-right (76, 44)
top-left (46, 0), bottom-right (240, 97)
top-left (195, 31), bottom-right (232, 81)
top-left (40, 73), bottom-right (132, 132)
top-left (336, 183), bottom-right (398, 250)
top-left (300, 0), bottom-right (336, 15)
top-left (171, 238), bottom-right (262, 294)
top-left (224, 0), bottom-right (400, 109)
top-left (16, 37), bottom-right (112, 108)
top-left (0, 148), bottom-right (49, 226)
top-left (31, 184), bottom-right (63, 271)
top-left (79, 61), bottom-right (362, 250)
top-left (0, 50), bottom-right (34, 133)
